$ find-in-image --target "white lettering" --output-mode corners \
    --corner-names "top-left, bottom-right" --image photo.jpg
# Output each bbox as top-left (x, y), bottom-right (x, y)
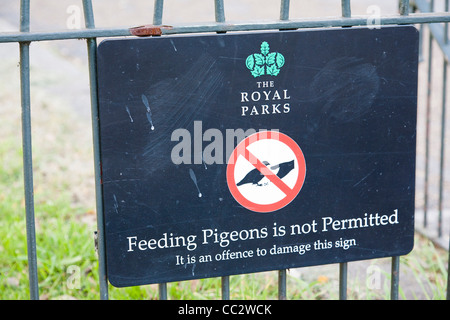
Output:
top-left (126, 233), bottom-right (198, 252)
top-left (321, 210), bottom-right (400, 231)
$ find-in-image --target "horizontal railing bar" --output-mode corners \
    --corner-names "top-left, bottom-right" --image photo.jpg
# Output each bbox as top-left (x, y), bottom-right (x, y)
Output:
top-left (0, 27), bottom-right (130, 43)
top-left (1, 12), bottom-right (450, 43)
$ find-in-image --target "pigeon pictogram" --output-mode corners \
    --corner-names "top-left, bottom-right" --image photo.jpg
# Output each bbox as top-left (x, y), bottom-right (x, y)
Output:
top-left (236, 160), bottom-right (295, 187)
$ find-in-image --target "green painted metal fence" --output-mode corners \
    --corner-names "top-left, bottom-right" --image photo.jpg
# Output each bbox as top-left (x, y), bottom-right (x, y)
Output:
top-left (0, 0), bottom-right (449, 300)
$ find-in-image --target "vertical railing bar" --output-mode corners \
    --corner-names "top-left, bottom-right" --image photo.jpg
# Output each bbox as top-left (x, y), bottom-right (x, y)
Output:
top-left (445, 0), bottom-right (449, 43)
top-left (279, 2), bottom-right (290, 297)
top-left (152, 0), bottom-right (167, 299)
top-left (339, 262), bottom-right (347, 300)
top-left (340, 1), bottom-right (351, 28)
top-left (153, 0), bottom-right (164, 26)
top-left (276, 0), bottom-right (289, 287)
top-left (278, 270), bottom-right (287, 300)
top-left (158, 283), bottom-right (167, 299)
top-left (20, 42), bottom-right (39, 300)
top-left (221, 276), bottom-right (230, 300)
top-left (214, 0), bottom-right (226, 35)
top-left (438, 0), bottom-right (449, 239)
top-left (214, 0), bottom-right (225, 23)
top-left (20, 0), bottom-right (30, 32)
top-left (215, 0), bottom-right (228, 300)
top-left (339, 0), bottom-right (350, 300)
top-left (400, 0), bottom-right (410, 15)
top-left (81, 0), bottom-right (108, 300)
top-left (341, 0), bottom-right (351, 18)
top-left (19, 0), bottom-right (39, 301)
top-left (391, 256), bottom-right (400, 300)
top-left (82, 0), bottom-right (95, 29)
top-left (445, 0), bottom-right (450, 301)
top-left (158, 282), bottom-right (167, 300)
top-left (20, 13), bottom-right (40, 303)
top-left (447, 235), bottom-right (450, 299)
top-left (280, 0), bottom-right (290, 21)
top-left (216, 0), bottom-right (228, 299)
top-left (439, 61), bottom-right (447, 238)
top-left (424, 0), bottom-right (435, 229)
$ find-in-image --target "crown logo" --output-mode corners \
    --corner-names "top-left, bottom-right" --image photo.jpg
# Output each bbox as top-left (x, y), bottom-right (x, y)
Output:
top-left (245, 41), bottom-right (285, 78)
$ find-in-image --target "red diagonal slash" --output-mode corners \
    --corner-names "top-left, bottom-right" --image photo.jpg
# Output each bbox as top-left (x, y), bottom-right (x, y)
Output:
top-left (242, 148), bottom-right (293, 197)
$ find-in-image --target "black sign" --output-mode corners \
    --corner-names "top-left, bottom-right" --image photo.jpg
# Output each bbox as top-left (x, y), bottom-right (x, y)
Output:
top-left (97, 26), bottom-right (419, 287)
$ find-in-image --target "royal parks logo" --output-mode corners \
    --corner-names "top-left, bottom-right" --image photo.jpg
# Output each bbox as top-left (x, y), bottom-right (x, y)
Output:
top-left (240, 41), bottom-right (291, 117)
top-left (245, 41), bottom-right (285, 77)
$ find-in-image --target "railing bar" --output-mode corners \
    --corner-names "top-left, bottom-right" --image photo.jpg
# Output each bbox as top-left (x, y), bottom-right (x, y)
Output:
top-left (153, 0), bottom-right (167, 298)
top-left (159, 283), bottom-right (167, 300)
top-left (448, 252), bottom-right (450, 299)
top-left (221, 276), bottom-right (230, 300)
top-left (82, 0), bottom-right (95, 29)
top-left (20, 0), bottom-right (39, 301)
top-left (154, 1), bottom-right (167, 298)
top-left (391, 256), bottom-right (400, 300)
top-left (20, 0), bottom-right (30, 32)
top-left (153, 0), bottom-right (164, 26)
top-left (82, 0), bottom-right (109, 300)
top-left (438, 0), bottom-right (449, 239)
top-left (447, 234), bottom-right (450, 299)
top-left (438, 57), bottom-right (447, 238)
top-left (278, 269), bottom-right (287, 300)
top-left (424, 23), bottom-right (434, 229)
top-left (214, 0), bottom-right (225, 23)
top-left (446, 0), bottom-right (449, 42)
top-left (280, 0), bottom-right (290, 21)
top-left (341, 0), bottom-right (351, 18)
top-left (214, 0), bottom-right (226, 35)
top-left (339, 263), bottom-right (347, 300)
top-left (400, 0), bottom-right (410, 16)
top-left (2, 13), bottom-right (450, 43)
top-left (215, 1), bottom-right (227, 300)
top-left (20, 42), bottom-right (40, 301)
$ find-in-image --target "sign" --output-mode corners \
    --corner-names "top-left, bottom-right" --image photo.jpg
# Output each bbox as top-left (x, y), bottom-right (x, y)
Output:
top-left (226, 131), bottom-right (306, 213)
top-left (97, 26), bottom-right (419, 287)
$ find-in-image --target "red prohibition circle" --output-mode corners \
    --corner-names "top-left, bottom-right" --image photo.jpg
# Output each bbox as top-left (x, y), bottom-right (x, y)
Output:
top-left (226, 131), bottom-right (306, 213)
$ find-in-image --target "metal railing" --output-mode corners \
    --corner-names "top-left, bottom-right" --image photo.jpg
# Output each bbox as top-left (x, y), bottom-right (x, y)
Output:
top-left (0, 0), bottom-right (449, 300)
top-left (414, 0), bottom-right (450, 247)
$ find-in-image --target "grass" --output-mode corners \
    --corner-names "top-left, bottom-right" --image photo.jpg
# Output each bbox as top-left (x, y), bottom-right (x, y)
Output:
top-left (0, 72), bottom-right (448, 300)
top-left (0, 116), bottom-right (98, 299)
